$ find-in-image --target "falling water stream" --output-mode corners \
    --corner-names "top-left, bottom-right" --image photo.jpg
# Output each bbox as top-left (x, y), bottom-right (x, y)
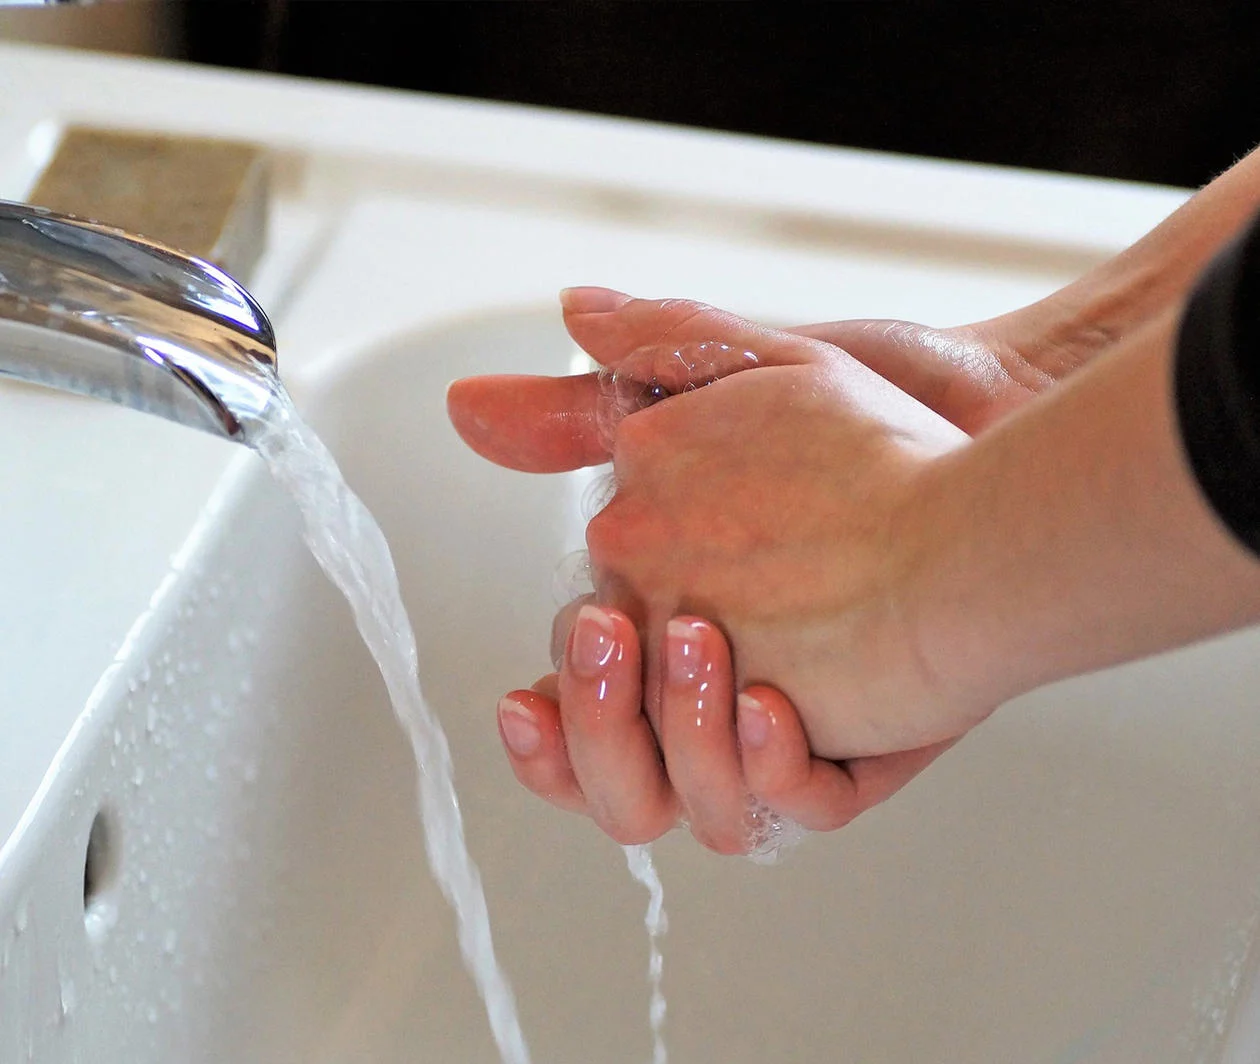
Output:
top-left (237, 340), bottom-right (808, 1063)
top-left (249, 384), bottom-right (532, 1064)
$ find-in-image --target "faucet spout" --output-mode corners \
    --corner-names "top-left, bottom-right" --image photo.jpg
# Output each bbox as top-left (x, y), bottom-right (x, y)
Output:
top-left (0, 200), bottom-right (278, 444)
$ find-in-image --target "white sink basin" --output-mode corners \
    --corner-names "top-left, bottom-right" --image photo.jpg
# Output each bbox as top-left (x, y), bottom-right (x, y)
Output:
top-left (3, 43), bottom-right (1259, 1064)
top-left (5, 303), bottom-right (1260, 1062)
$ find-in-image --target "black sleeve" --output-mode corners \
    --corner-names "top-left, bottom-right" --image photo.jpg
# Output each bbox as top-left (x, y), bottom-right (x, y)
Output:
top-left (1174, 208), bottom-right (1260, 557)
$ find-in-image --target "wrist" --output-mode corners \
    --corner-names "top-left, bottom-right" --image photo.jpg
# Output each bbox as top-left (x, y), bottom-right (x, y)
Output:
top-left (980, 146), bottom-right (1260, 394)
top-left (898, 446), bottom-right (1032, 720)
top-left (976, 265), bottom-right (1154, 392)
top-left (909, 305), bottom-right (1260, 715)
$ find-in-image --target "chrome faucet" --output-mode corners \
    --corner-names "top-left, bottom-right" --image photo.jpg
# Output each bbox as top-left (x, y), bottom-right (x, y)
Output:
top-left (0, 200), bottom-right (278, 444)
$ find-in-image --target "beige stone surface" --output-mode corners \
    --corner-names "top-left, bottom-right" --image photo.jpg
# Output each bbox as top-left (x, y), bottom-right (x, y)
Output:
top-left (27, 126), bottom-right (269, 280)
top-left (0, 1), bottom-right (175, 57)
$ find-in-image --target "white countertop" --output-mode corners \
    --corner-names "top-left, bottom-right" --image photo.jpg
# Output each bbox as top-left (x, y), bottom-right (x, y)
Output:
top-left (0, 41), bottom-right (1187, 849)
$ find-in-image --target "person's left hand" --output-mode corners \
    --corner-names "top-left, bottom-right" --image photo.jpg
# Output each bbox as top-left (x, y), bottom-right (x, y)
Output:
top-left (497, 607), bottom-right (950, 853)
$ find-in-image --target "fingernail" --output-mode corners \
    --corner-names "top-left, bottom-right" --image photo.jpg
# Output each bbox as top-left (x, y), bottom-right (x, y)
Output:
top-left (737, 693), bottom-right (770, 750)
top-left (570, 605), bottom-right (617, 678)
top-left (498, 696), bottom-right (541, 757)
top-left (666, 618), bottom-right (704, 684)
top-left (559, 286), bottom-right (628, 314)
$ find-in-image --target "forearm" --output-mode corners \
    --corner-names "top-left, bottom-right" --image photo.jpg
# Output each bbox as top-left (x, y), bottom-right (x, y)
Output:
top-left (917, 304), bottom-right (1260, 708)
top-left (992, 145), bottom-right (1260, 376)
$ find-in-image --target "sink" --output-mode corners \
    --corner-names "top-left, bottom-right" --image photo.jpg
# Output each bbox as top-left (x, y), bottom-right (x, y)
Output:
top-left (3, 43), bottom-right (1260, 1064)
top-left (4, 300), bottom-right (1260, 1062)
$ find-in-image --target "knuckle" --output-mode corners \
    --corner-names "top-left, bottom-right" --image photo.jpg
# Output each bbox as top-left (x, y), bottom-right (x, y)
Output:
top-left (586, 502), bottom-right (640, 565)
top-left (584, 507), bottom-right (617, 558)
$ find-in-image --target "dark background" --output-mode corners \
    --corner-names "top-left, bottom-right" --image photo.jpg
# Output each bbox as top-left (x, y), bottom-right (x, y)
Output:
top-left (181, 1), bottom-right (1260, 189)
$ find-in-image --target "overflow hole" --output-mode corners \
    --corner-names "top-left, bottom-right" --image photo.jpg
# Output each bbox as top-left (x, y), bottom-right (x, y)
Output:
top-left (83, 808), bottom-right (118, 911)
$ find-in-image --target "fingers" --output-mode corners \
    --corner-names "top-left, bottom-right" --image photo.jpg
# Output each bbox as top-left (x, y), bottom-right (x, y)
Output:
top-left (789, 318), bottom-right (1008, 434)
top-left (446, 373), bottom-right (606, 472)
top-left (736, 685), bottom-right (862, 831)
top-left (658, 618), bottom-right (749, 855)
top-left (497, 681), bottom-right (588, 815)
top-left (562, 286), bottom-right (831, 372)
top-left (559, 605), bottom-right (679, 844)
top-left (448, 290), bottom-right (831, 474)
top-left (789, 319), bottom-right (955, 413)
top-left (500, 608), bottom-right (958, 849)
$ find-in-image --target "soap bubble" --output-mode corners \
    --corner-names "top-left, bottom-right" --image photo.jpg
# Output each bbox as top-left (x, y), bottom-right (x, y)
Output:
top-left (580, 470), bottom-right (617, 521)
top-left (552, 549), bottom-right (594, 607)
top-left (744, 800), bottom-right (806, 865)
top-left (595, 340), bottom-right (759, 448)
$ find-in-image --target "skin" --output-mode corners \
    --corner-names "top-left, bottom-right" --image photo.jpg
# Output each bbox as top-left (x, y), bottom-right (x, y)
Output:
top-left (448, 146), bottom-right (1260, 854)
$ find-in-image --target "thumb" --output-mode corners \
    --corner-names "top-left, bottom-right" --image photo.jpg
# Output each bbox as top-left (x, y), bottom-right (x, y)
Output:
top-left (446, 373), bottom-right (609, 473)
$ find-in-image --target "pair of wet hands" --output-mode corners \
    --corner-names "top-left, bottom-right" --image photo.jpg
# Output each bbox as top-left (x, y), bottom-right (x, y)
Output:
top-left (446, 286), bottom-right (985, 857)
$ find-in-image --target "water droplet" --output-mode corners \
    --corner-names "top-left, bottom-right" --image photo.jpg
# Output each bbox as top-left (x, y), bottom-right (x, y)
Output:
top-left (146, 1004), bottom-right (158, 1024)
top-left (132, 766), bottom-right (145, 787)
top-left (205, 763), bottom-right (219, 782)
top-left (108, 965), bottom-right (118, 984)
top-left (163, 929), bottom-right (178, 955)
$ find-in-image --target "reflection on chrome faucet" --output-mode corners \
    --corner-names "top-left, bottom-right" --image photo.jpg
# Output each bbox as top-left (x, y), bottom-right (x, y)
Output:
top-left (0, 200), bottom-right (278, 444)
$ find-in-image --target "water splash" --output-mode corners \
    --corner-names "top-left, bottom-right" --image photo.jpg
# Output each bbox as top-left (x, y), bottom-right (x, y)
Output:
top-left (248, 384), bottom-right (530, 1064)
